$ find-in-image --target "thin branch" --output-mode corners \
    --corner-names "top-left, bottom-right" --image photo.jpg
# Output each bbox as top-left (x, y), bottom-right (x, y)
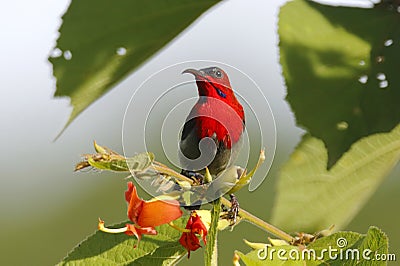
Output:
top-left (220, 197), bottom-right (294, 243)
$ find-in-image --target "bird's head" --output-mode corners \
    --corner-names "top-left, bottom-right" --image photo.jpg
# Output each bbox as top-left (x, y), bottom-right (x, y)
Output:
top-left (182, 67), bottom-right (236, 102)
top-left (182, 67), bottom-right (245, 147)
top-left (182, 67), bottom-right (245, 123)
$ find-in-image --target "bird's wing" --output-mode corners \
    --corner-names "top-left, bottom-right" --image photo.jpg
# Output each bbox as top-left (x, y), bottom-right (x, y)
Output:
top-left (180, 117), bottom-right (196, 142)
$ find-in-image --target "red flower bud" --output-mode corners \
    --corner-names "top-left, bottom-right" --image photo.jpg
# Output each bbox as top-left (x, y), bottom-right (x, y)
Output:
top-left (179, 211), bottom-right (208, 258)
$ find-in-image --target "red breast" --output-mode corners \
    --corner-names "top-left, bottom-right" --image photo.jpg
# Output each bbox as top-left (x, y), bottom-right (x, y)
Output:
top-left (183, 67), bottom-right (245, 148)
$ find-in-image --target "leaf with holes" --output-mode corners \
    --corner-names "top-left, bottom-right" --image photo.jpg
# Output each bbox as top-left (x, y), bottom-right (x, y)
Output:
top-left (271, 124), bottom-right (400, 233)
top-left (279, 0), bottom-right (400, 167)
top-left (49, 0), bottom-right (219, 134)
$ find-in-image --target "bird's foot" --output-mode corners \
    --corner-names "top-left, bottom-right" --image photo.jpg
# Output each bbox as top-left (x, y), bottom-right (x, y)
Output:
top-left (181, 170), bottom-right (204, 185)
top-left (222, 194), bottom-right (240, 226)
top-left (180, 170), bottom-right (204, 211)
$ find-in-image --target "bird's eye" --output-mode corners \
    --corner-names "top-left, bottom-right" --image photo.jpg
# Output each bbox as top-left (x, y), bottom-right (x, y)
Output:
top-left (215, 70), bottom-right (222, 78)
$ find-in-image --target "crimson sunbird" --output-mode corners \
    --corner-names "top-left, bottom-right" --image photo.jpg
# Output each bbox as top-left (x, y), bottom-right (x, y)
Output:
top-left (180, 67), bottom-right (245, 222)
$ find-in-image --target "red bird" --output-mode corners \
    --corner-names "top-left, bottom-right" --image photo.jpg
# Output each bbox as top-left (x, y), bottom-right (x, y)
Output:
top-left (180, 67), bottom-right (245, 177)
top-left (180, 67), bottom-right (245, 220)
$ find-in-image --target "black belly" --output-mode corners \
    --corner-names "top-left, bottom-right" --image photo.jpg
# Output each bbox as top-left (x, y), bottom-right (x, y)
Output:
top-left (179, 119), bottom-right (232, 176)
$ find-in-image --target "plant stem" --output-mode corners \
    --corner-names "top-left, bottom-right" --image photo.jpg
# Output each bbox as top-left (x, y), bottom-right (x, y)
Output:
top-left (168, 222), bottom-right (190, 233)
top-left (205, 198), bottom-right (221, 266)
top-left (220, 197), bottom-right (294, 243)
top-left (152, 162), bottom-right (194, 184)
top-left (154, 159), bottom-right (293, 243)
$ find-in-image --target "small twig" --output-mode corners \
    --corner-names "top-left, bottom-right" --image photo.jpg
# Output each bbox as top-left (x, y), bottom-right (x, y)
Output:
top-left (152, 161), bottom-right (194, 184)
top-left (80, 143), bottom-right (294, 243)
top-left (220, 197), bottom-right (294, 243)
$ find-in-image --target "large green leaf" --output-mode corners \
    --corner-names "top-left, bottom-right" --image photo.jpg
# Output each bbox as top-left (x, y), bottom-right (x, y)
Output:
top-left (279, 0), bottom-right (400, 167)
top-left (58, 217), bottom-right (188, 265)
top-left (237, 226), bottom-right (388, 265)
top-left (271, 124), bottom-right (400, 233)
top-left (50, 0), bottom-right (219, 131)
top-left (307, 226), bottom-right (389, 265)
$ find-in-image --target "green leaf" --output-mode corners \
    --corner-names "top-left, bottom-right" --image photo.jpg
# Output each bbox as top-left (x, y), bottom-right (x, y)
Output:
top-left (58, 217), bottom-right (188, 265)
top-left (271, 124), bottom-right (400, 233)
top-left (86, 151), bottom-right (154, 172)
top-left (50, 0), bottom-right (219, 132)
top-left (228, 149), bottom-right (265, 194)
top-left (133, 242), bottom-right (185, 266)
top-left (279, 0), bottom-right (400, 167)
top-left (236, 227), bottom-right (389, 265)
top-left (307, 227), bottom-right (389, 265)
top-left (237, 248), bottom-right (311, 266)
top-left (75, 142), bottom-right (155, 172)
top-left (235, 250), bottom-right (271, 266)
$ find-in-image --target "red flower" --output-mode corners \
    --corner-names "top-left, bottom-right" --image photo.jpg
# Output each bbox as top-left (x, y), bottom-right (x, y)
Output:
top-left (179, 211), bottom-right (208, 258)
top-left (124, 224), bottom-right (157, 247)
top-left (125, 182), bottom-right (182, 227)
top-left (99, 182), bottom-right (183, 246)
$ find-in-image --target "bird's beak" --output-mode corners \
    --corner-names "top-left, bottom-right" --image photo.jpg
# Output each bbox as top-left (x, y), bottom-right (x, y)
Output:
top-left (182, 68), bottom-right (205, 78)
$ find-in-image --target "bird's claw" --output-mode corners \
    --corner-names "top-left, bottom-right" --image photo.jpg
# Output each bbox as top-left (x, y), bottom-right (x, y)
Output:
top-left (180, 170), bottom-right (204, 211)
top-left (181, 170), bottom-right (204, 185)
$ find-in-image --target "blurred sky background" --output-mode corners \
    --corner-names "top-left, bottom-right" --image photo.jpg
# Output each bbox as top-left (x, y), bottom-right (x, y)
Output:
top-left (0, 0), bottom-right (398, 265)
